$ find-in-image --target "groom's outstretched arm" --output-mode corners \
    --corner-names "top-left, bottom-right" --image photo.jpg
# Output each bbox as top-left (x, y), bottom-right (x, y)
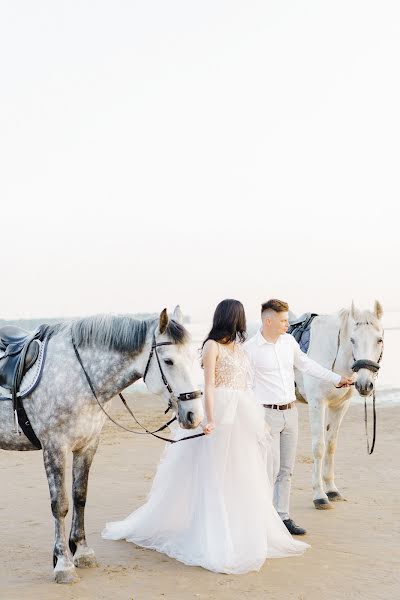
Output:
top-left (290, 336), bottom-right (342, 385)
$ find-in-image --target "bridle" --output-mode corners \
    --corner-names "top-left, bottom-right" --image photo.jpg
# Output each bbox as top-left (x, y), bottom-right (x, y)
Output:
top-left (71, 331), bottom-right (205, 444)
top-left (351, 343), bottom-right (383, 455)
top-left (142, 331), bottom-right (203, 412)
top-left (332, 327), bottom-right (384, 455)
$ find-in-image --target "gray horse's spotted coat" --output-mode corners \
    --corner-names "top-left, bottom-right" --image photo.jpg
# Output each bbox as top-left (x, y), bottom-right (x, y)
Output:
top-left (0, 307), bottom-right (203, 584)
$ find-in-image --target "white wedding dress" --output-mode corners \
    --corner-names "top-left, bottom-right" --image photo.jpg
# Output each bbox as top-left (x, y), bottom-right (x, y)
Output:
top-left (102, 343), bottom-right (309, 574)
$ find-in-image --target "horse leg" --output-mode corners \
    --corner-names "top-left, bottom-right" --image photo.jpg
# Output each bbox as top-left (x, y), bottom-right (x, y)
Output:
top-left (43, 444), bottom-right (79, 584)
top-left (69, 438), bottom-right (100, 568)
top-left (323, 402), bottom-right (350, 501)
top-left (308, 400), bottom-right (331, 509)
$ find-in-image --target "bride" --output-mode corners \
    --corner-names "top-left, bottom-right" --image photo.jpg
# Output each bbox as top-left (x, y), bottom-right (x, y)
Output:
top-left (102, 299), bottom-right (309, 574)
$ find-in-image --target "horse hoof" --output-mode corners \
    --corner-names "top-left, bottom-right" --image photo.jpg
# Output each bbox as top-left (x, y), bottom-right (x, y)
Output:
top-left (73, 551), bottom-right (98, 569)
top-left (327, 491), bottom-right (345, 502)
top-left (313, 498), bottom-right (333, 510)
top-left (54, 565), bottom-right (80, 584)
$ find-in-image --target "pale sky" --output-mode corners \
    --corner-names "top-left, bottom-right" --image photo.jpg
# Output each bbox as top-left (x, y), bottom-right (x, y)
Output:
top-left (1, 1), bottom-right (399, 323)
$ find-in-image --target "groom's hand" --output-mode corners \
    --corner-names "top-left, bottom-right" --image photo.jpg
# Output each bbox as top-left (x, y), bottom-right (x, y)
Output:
top-left (336, 376), bottom-right (354, 388)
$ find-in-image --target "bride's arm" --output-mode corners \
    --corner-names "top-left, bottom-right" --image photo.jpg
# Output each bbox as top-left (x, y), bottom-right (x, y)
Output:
top-left (202, 339), bottom-right (218, 434)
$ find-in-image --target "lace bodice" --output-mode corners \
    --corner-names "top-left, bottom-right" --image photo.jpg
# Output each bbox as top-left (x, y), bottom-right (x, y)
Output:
top-left (214, 343), bottom-right (250, 391)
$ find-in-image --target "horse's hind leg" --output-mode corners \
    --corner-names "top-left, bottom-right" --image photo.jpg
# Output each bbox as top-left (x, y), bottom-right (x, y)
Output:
top-left (43, 444), bottom-right (79, 584)
top-left (69, 438), bottom-right (100, 569)
top-left (323, 402), bottom-right (350, 502)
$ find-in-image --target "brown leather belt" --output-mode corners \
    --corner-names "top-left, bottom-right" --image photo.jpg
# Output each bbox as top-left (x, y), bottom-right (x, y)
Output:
top-left (263, 402), bottom-right (295, 410)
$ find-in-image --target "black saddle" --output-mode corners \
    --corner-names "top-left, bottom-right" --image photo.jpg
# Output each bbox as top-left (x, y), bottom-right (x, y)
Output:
top-left (288, 313), bottom-right (318, 354)
top-left (289, 312), bottom-right (313, 327)
top-left (0, 326), bottom-right (41, 390)
top-left (0, 324), bottom-right (51, 449)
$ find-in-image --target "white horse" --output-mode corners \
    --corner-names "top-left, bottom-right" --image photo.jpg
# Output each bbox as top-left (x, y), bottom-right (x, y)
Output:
top-left (294, 301), bottom-right (384, 509)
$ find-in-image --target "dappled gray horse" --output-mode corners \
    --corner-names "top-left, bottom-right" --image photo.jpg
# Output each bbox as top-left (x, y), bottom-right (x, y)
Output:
top-left (294, 302), bottom-right (384, 509)
top-left (0, 306), bottom-right (203, 583)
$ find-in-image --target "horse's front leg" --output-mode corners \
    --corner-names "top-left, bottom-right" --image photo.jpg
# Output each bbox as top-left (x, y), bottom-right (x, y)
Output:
top-left (323, 401), bottom-right (350, 502)
top-left (43, 444), bottom-right (79, 584)
top-left (69, 438), bottom-right (100, 568)
top-left (308, 399), bottom-right (331, 509)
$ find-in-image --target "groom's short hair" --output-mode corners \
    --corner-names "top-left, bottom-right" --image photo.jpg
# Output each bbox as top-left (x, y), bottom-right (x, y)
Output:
top-left (261, 299), bottom-right (289, 316)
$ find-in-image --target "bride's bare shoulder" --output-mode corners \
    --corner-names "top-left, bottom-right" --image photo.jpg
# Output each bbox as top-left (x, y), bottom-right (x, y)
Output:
top-left (202, 339), bottom-right (219, 356)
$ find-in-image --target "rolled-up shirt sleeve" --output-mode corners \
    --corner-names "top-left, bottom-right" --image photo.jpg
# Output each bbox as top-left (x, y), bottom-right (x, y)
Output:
top-left (292, 337), bottom-right (341, 385)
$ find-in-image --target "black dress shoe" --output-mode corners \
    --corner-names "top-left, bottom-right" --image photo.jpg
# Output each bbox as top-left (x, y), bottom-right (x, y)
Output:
top-left (283, 518), bottom-right (307, 535)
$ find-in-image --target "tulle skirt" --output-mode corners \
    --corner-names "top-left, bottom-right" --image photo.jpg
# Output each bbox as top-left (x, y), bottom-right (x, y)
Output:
top-left (102, 387), bottom-right (309, 574)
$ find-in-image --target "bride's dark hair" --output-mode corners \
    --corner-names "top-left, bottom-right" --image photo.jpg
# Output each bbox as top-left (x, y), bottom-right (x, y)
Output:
top-left (202, 299), bottom-right (247, 349)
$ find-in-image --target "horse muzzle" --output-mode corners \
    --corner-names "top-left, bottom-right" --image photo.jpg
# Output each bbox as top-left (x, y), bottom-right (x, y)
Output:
top-left (355, 379), bottom-right (374, 397)
top-left (174, 391), bottom-right (204, 429)
top-left (178, 406), bottom-right (204, 429)
top-left (352, 360), bottom-right (380, 397)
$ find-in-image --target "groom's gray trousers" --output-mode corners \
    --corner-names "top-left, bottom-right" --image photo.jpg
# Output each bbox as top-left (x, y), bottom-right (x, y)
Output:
top-left (264, 404), bottom-right (298, 521)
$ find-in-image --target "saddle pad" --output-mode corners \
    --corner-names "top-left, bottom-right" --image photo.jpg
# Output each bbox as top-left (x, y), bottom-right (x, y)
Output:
top-left (0, 337), bottom-right (49, 401)
top-left (288, 313), bottom-right (318, 354)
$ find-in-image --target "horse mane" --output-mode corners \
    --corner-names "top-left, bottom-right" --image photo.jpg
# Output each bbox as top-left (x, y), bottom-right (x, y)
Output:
top-left (50, 314), bottom-right (189, 353)
top-left (338, 308), bottom-right (350, 327)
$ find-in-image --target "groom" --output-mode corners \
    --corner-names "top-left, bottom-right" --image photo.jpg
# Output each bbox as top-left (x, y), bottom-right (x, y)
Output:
top-left (244, 299), bottom-right (353, 535)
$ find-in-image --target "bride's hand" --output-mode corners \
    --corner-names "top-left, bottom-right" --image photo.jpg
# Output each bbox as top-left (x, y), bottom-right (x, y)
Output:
top-left (203, 421), bottom-right (215, 435)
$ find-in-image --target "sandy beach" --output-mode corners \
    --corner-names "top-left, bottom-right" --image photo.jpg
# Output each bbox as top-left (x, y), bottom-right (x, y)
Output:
top-left (1, 392), bottom-right (399, 600)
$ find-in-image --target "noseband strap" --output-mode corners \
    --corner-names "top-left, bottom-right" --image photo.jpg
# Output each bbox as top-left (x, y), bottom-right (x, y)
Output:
top-left (351, 359), bottom-right (381, 373)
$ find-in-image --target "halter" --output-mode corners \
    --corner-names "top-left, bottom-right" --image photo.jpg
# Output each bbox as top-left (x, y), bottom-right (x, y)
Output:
top-left (332, 328), bottom-right (384, 455)
top-left (351, 338), bottom-right (384, 375)
top-left (350, 342), bottom-right (383, 455)
top-left (71, 330), bottom-right (204, 444)
top-left (142, 331), bottom-right (203, 411)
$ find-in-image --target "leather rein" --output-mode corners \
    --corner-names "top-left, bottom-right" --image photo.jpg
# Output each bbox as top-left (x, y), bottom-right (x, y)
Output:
top-left (332, 329), bottom-right (383, 455)
top-left (71, 331), bottom-right (205, 444)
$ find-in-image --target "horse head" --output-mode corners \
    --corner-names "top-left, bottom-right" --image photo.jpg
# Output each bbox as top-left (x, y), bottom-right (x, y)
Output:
top-left (143, 306), bottom-right (204, 429)
top-left (349, 300), bottom-right (384, 397)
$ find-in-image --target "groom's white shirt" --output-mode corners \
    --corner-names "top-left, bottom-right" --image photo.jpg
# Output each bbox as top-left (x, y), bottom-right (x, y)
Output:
top-left (244, 331), bottom-right (341, 406)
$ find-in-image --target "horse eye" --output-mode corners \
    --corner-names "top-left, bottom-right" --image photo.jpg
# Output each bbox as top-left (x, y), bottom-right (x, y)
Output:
top-left (350, 338), bottom-right (355, 344)
top-left (164, 359), bottom-right (174, 366)
top-left (377, 338), bottom-right (383, 344)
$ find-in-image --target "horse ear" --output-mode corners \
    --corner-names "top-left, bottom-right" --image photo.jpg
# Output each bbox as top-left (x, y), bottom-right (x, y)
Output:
top-left (350, 301), bottom-right (359, 321)
top-left (172, 305), bottom-right (184, 324)
top-left (374, 300), bottom-right (383, 320)
top-left (159, 308), bottom-right (169, 334)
